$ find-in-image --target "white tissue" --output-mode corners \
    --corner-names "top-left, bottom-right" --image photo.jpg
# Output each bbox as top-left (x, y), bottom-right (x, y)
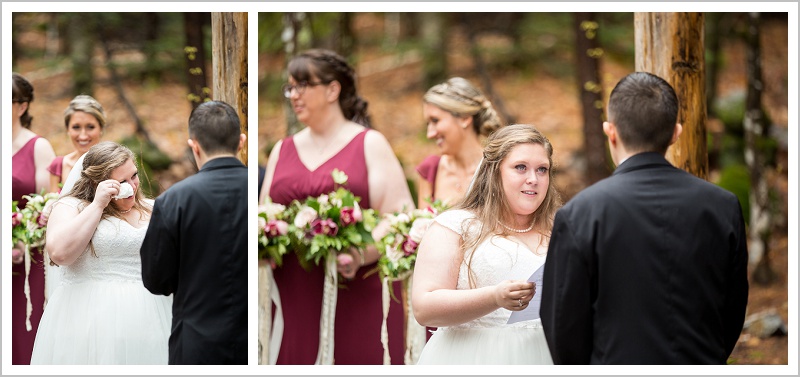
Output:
top-left (115, 182), bottom-right (134, 199)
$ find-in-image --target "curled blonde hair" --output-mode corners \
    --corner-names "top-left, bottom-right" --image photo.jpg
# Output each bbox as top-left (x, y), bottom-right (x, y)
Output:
top-left (63, 141), bottom-right (151, 256)
top-left (423, 77), bottom-right (503, 137)
top-left (64, 94), bottom-right (106, 129)
top-left (455, 124), bottom-right (562, 288)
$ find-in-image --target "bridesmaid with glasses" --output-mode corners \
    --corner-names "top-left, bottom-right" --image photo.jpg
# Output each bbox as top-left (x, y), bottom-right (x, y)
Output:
top-left (260, 49), bottom-right (414, 364)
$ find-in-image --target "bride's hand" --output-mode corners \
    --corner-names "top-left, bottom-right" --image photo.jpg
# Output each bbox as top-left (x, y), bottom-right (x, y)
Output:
top-left (93, 179), bottom-right (121, 208)
top-left (494, 280), bottom-right (535, 311)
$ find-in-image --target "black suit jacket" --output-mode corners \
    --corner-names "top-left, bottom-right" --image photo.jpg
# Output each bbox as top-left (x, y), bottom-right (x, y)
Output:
top-left (540, 152), bottom-right (748, 364)
top-left (141, 157), bottom-right (248, 365)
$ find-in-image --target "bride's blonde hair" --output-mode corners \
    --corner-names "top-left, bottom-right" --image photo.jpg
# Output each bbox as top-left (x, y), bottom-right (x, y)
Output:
top-left (454, 124), bottom-right (562, 288)
top-left (62, 141), bottom-right (152, 257)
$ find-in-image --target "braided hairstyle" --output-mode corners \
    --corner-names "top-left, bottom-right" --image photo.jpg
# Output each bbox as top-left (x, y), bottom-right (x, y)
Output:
top-left (287, 49), bottom-right (371, 127)
top-left (423, 77), bottom-right (503, 137)
top-left (64, 94), bottom-right (107, 130)
top-left (12, 73), bottom-right (35, 129)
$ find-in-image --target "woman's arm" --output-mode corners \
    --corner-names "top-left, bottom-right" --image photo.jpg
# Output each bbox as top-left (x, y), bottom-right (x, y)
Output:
top-left (45, 179), bottom-right (120, 266)
top-left (364, 130), bottom-right (414, 215)
top-left (411, 223), bottom-right (535, 327)
top-left (416, 176), bottom-right (433, 209)
top-left (49, 173), bottom-right (62, 194)
top-left (33, 137), bottom-right (56, 194)
top-left (258, 140), bottom-right (283, 205)
top-left (359, 130), bottom-right (415, 268)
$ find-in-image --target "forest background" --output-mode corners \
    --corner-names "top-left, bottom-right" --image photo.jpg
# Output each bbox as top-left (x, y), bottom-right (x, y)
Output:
top-left (257, 12), bottom-right (790, 365)
top-left (4, 9), bottom-right (793, 367)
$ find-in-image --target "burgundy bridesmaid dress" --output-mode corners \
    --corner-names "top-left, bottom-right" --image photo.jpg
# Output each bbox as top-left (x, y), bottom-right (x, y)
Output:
top-left (11, 136), bottom-right (47, 365)
top-left (269, 130), bottom-right (406, 364)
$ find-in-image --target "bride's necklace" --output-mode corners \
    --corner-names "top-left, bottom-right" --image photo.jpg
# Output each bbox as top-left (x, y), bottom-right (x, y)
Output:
top-left (120, 207), bottom-right (132, 214)
top-left (498, 221), bottom-right (534, 233)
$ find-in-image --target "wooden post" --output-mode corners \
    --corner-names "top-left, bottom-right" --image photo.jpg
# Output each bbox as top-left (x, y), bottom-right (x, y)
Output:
top-left (211, 12), bottom-right (248, 165)
top-left (634, 12), bottom-right (707, 179)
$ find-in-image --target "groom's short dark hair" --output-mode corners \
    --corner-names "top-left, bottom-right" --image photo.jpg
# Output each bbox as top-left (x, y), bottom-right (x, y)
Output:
top-left (608, 72), bottom-right (678, 154)
top-left (188, 101), bottom-right (241, 155)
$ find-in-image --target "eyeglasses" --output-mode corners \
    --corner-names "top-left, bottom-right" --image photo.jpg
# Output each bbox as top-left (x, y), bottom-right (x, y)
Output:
top-left (281, 81), bottom-right (328, 98)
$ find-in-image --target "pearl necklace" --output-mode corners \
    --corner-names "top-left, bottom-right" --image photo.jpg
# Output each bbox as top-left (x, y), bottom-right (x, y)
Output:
top-left (498, 221), bottom-right (534, 233)
top-left (120, 207), bottom-right (132, 214)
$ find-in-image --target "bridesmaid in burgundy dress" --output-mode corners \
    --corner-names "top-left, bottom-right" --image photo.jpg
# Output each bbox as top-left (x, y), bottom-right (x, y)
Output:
top-left (11, 73), bottom-right (56, 364)
top-left (260, 49), bottom-right (414, 364)
top-left (48, 95), bottom-right (106, 193)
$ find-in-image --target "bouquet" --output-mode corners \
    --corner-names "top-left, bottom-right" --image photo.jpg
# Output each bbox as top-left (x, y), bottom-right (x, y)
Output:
top-left (11, 191), bottom-right (59, 264)
top-left (376, 199), bottom-right (449, 281)
top-left (257, 198), bottom-right (294, 267)
top-left (289, 169), bottom-right (377, 268)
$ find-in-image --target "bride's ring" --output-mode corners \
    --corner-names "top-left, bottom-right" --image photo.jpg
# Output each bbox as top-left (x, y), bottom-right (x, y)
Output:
top-left (518, 299), bottom-right (523, 307)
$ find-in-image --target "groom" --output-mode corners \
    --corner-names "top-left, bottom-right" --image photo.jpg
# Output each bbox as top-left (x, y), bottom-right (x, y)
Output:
top-left (540, 72), bottom-right (749, 364)
top-left (141, 101), bottom-right (248, 364)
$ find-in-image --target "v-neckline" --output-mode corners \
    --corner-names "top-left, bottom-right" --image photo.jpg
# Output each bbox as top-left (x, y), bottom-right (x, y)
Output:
top-left (295, 130), bottom-right (364, 173)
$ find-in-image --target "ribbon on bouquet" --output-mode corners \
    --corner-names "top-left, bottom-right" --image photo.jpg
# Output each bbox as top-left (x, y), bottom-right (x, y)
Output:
top-left (315, 255), bottom-right (338, 365)
top-left (380, 277), bottom-right (391, 364)
top-left (24, 244), bottom-right (33, 331)
top-left (404, 276), bottom-right (427, 365)
top-left (379, 273), bottom-right (427, 365)
top-left (258, 262), bottom-right (283, 365)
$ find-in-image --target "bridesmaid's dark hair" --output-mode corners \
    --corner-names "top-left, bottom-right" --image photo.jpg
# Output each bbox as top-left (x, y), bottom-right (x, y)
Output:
top-left (12, 73), bottom-right (35, 129)
top-left (288, 49), bottom-right (372, 128)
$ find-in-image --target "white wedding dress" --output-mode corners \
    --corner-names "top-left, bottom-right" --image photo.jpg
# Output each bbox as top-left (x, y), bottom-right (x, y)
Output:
top-left (30, 197), bottom-right (172, 364)
top-left (416, 210), bottom-right (554, 365)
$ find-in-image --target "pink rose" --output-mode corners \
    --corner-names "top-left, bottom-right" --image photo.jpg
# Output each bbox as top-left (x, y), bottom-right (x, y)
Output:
top-left (11, 212), bottom-right (22, 227)
top-left (12, 248), bottom-right (23, 264)
top-left (352, 202), bottom-right (363, 222)
top-left (337, 252), bottom-right (354, 266)
top-left (37, 213), bottom-right (48, 227)
top-left (401, 236), bottom-right (419, 256)
top-left (340, 207), bottom-right (358, 226)
top-left (311, 218), bottom-right (338, 236)
top-left (265, 220), bottom-right (289, 238)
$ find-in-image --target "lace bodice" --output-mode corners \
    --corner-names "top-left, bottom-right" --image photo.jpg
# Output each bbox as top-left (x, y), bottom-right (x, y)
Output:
top-left (434, 210), bottom-right (547, 329)
top-left (56, 197), bottom-right (150, 285)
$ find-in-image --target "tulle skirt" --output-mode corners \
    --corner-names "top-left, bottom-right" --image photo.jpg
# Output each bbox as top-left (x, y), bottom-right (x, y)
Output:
top-left (417, 326), bottom-right (554, 365)
top-left (30, 280), bottom-right (172, 365)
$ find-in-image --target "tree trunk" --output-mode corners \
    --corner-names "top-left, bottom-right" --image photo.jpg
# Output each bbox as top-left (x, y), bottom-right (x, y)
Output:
top-left (68, 12), bottom-right (95, 96)
top-left (211, 12), bottom-right (248, 165)
top-left (184, 12), bottom-right (211, 110)
top-left (460, 14), bottom-right (515, 125)
top-left (574, 12), bottom-right (609, 185)
top-left (635, 12), bottom-right (707, 179)
top-left (420, 12), bottom-right (447, 90)
top-left (338, 12), bottom-right (355, 58)
top-left (142, 12), bottom-right (161, 82)
top-left (744, 12), bottom-right (775, 285)
top-left (282, 12), bottom-right (303, 136)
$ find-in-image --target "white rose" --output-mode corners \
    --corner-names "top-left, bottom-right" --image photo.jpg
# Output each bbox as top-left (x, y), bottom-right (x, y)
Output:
top-left (294, 206), bottom-right (318, 228)
top-left (409, 218), bottom-right (434, 243)
top-left (263, 202), bottom-right (286, 219)
top-left (386, 244), bottom-right (404, 264)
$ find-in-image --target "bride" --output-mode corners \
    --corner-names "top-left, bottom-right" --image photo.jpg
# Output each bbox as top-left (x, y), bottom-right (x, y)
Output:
top-left (412, 124), bottom-right (561, 364)
top-left (31, 141), bottom-right (172, 364)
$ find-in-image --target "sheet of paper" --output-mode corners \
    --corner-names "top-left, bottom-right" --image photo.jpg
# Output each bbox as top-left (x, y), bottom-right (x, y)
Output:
top-left (507, 264), bottom-right (544, 324)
